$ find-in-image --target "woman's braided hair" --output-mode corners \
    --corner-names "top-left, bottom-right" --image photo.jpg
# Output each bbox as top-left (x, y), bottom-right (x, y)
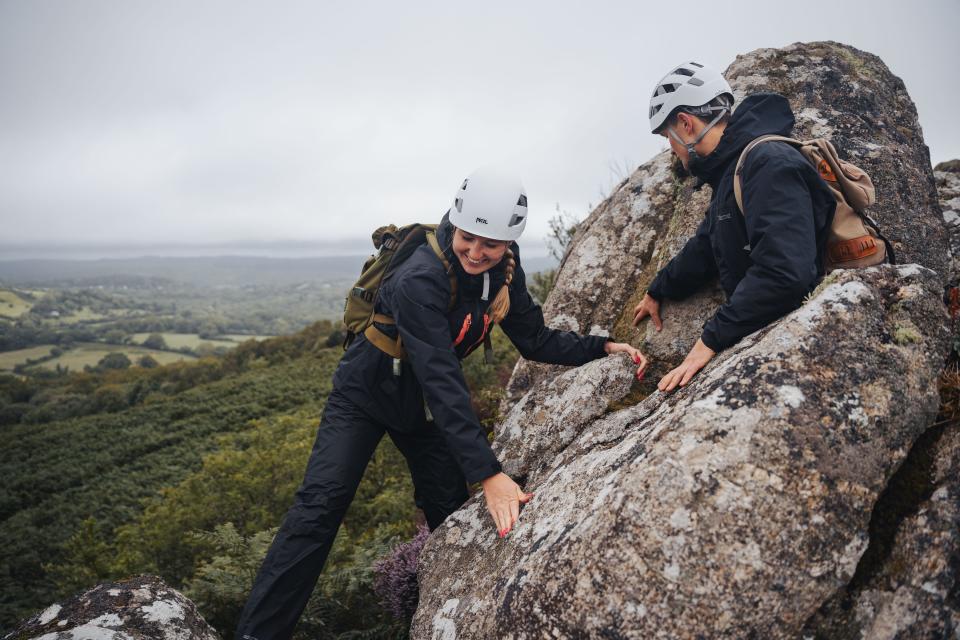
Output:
top-left (488, 248), bottom-right (514, 324)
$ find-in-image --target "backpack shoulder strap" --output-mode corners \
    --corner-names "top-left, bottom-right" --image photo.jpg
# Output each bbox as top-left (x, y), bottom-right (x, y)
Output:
top-left (361, 227), bottom-right (457, 361)
top-left (426, 231), bottom-right (458, 311)
top-left (733, 135), bottom-right (801, 214)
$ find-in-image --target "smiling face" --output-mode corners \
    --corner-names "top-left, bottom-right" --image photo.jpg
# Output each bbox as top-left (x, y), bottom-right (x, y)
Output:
top-left (451, 227), bottom-right (510, 275)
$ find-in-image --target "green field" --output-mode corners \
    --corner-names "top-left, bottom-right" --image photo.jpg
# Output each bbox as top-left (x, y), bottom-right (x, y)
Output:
top-left (57, 307), bottom-right (109, 322)
top-left (132, 333), bottom-right (275, 350)
top-left (219, 333), bottom-right (275, 343)
top-left (0, 290), bottom-right (34, 319)
top-left (0, 345), bottom-right (55, 371)
top-left (29, 343), bottom-right (197, 371)
top-left (131, 332), bottom-right (236, 350)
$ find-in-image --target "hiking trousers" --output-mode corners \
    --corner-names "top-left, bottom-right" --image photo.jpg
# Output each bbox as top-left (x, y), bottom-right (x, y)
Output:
top-left (234, 388), bottom-right (469, 640)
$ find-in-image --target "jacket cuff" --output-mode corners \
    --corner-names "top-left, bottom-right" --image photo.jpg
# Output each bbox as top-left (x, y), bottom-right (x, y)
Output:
top-left (646, 274), bottom-right (666, 301)
top-left (464, 460), bottom-right (503, 485)
top-left (699, 327), bottom-right (723, 353)
top-left (593, 334), bottom-right (613, 358)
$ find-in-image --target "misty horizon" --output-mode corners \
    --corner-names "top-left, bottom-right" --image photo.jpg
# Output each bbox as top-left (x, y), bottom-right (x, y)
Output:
top-left (0, 238), bottom-right (557, 262)
top-left (2, 1), bottom-right (957, 252)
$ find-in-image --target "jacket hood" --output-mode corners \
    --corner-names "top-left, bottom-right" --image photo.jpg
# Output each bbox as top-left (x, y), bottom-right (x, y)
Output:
top-left (691, 93), bottom-right (796, 187)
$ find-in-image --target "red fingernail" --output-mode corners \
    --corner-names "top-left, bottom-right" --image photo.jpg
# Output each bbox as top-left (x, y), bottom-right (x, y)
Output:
top-left (633, 356), bottom-right (641, 364)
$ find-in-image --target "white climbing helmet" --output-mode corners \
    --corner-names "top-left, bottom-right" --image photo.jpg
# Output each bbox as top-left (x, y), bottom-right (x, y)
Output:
top-left (448, 168), bottom-right (528, 241)
top-left (648, 61), bottom-right (734, 134)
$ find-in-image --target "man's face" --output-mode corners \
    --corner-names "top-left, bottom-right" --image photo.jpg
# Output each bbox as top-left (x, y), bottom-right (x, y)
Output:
top-left (662, 128), bottom-right (690, 169)
top-left (660, 113), bottom-right (698, 170)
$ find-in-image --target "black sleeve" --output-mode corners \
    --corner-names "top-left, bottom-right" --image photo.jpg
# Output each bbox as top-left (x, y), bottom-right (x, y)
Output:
top-left (394, 266), bottom-right (502, 484)
top-left (700, 146), bottom-right (820, 352)
top-left (499, 262), bottom-right (610, 365)
top-left (647, 214), bottom-right (718, 301)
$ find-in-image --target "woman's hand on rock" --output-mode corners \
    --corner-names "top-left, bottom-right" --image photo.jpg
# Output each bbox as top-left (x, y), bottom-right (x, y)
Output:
top-left (481, 472), bottom-right (533, 538)
top-left (605, 341), bottom-right (649, 381)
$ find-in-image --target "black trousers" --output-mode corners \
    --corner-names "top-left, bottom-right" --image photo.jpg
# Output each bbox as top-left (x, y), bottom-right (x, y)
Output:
top-left (235, 389), bottom-right (469, 640)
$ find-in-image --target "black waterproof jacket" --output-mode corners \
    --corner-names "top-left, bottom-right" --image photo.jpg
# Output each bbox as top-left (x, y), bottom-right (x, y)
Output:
top-left (333, 216), bottom-right (609, 484)
top-left (647, 93), bottom-right (835, 352)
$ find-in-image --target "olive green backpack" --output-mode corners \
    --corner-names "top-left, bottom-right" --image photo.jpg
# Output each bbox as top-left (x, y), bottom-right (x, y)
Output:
top-left (342, 223), bottom-right (457, 358)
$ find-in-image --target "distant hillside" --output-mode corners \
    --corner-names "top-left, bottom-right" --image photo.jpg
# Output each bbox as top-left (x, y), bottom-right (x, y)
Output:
top-left (0, 254), bottom-right (558, 289)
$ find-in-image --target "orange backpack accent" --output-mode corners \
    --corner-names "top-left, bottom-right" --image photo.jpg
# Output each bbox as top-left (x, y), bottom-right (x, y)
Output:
top-left (733, 135), bottom-right (895, 271)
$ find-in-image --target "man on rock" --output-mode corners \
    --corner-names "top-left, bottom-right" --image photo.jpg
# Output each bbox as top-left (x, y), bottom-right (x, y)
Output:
top-left (633, 62), bottom-right (835, 391)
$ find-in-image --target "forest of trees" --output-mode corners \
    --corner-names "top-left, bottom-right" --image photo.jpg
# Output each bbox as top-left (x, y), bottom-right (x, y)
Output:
top-left (0, 320), bottom-right (521, 638)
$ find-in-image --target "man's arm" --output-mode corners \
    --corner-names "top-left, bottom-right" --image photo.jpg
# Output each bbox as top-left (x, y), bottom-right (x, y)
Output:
top-left (646, 214), bottom-right (718, 302)
top-left (700, 146), bottom-right (819, 352)
top-left (659, 145), bottom-right (821, 393)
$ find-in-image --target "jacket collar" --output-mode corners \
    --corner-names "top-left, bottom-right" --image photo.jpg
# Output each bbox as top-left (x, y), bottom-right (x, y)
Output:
top-left (690, 93), bottom-right (796, 189)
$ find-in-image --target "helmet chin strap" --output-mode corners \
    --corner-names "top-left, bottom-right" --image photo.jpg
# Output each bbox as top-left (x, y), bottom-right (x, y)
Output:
top-left (667, 106), bottom-right (730, 164)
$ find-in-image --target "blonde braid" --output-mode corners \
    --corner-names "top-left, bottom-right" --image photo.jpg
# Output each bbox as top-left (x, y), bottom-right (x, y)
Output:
top-left (488, 248), bottom-right (514, 324)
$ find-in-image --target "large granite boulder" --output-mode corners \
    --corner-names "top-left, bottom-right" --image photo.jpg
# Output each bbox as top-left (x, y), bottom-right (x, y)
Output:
top-left (415, 40), bottom-right (955, 639)
top-left (935, 160), bottom-right (960, 286)
top-left (413, 264), bottom-right (950, 639)
top-left (504, 41), bottom-right (949, 409)
top-left (803, 421), bottom-right (960, 638)
top-left (493, 354), bottom-right (636, 485)
top-left (3, 575), bottom-right (219, 640)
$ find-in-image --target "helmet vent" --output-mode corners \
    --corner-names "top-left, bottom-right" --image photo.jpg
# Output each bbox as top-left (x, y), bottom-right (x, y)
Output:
top-left (517, 194), bottom-right (527, 207)
top-left (455, 197), bottom-right (463, 212)
top-left (674, 67), bottom-right (695, 77)
top-left (690, 62), bottom-right (703, 68)
top-left (687, 77), bottom-right (704, 86)
top-left (508, 213), bottom-right (525, 227)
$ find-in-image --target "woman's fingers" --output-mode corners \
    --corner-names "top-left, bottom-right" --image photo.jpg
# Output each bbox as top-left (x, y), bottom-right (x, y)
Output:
top-left (486, 480), bottom-right (537, 538)
top-left (488, 506), bottom-right (502, 534)
top-left (499, 506), bottom-right (512, 535)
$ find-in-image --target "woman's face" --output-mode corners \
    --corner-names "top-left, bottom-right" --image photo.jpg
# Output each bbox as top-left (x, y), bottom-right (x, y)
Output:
top-left (451, 228), bottom-right (509, 275)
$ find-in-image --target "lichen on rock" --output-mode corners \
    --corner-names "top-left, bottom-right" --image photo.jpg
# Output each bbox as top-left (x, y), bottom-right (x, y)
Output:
top-left (4, 575), bottom-right (219, 640)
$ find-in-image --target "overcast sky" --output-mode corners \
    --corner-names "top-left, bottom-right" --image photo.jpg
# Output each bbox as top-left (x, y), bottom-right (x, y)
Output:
top-left (1, 0), bottom-right (958, 258)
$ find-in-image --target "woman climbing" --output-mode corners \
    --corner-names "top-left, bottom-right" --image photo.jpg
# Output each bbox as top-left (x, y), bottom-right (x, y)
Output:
top-left (236, 168), bottom-right (648, 639)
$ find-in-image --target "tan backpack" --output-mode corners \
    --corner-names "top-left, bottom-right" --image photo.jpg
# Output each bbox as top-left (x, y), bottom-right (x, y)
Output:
top-left (733, 135), bottom-right (894, 271)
